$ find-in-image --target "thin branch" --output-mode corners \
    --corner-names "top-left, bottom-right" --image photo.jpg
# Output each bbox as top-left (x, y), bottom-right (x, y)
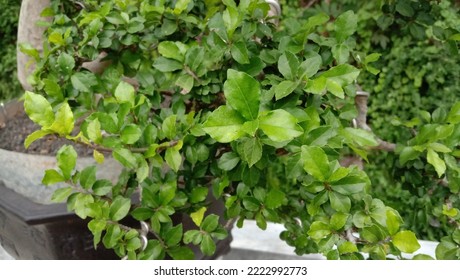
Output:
top-left (354, 88), bottom-right (396, 152)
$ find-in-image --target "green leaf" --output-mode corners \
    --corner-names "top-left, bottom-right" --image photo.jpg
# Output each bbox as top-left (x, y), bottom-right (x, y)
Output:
top-left (183, 230), bottom-right (202, 245)
top-left (396, 0), bottom-right (414, 17)
top-left (335, 10), bottom-right (357, 43)
top-left (278, 51), bottom-right (299, 80)
top-left (427, 148), bottom-right (446, 177)
top-left (80, 166), bottom-right (97, 190)
top-left (329, 191), bottom-right (351, 212)
top-left (218, 152), bottom-right (240, 171)
top-left (330, 212), bottom-right (349, 230)
top-left (332, 43), bottom-right (350, 64)
top-left (136, 159), bottom-right (149, 183)
top-left (87, 118), bottom-right (102, 144)
top-left (331, 176), bottom-right (366, 195)
top-left (121, 124), bottom-right (142, 144)
top-left (259, 109), bottom-right (303, 142)
top-left (321, 64), bottom-right (359, 89)
top-left (109, 196), bottom-right (131, 221)
top-left (51, 187), bottom-right (73, 202)
top-left (165, 148), bottom-right (182, 172)
top-left (399, 146), bottom-right (421, 165)
top-left (203, 106), bottom-right (245, 143)
top-left (162, 115), bottom-right (177, 140)
top-left (114, 81), bottom-right (135, 107)
top-left (237, 137), bottom-right (262, 167)
top-left (308, 221), bottom-right (331, 240)
top-left (447, 102), bottom-right (460, 124)
top-left (265, 189), bottom-right (286, 209)
top-left (190, 207), bottom-right (207, 227)
top-left (131, 207), bottom-right (155, 221)
top-left (429, 142), bottom-right (452, 153)
top-left (275, 80), bottom-right (298, 100)
top-left (305, 76), bottom-right (327, 94)
top-left (190, 187), bottom-right (208, 203)
top-left (25, 130), bottom-right (51, 148)
top-left (326, 79), bottom-right (345, 98)
top-left (71, 72), bottom-right (97, 92)
top-left (165, 224), bottom-right (183, 247)
top-left (113, 148), bottom-right (138, 169)
top-left (48, 102), bottom-right (74, 136)
top-left (158, 41), bottom-right (184, 61)
top-left (231, 40), bottom-right (250, 64)
top-left (176, 74), bottom-right (194, 94)
top-left (301, 145), bottom-right (330, 181)
top-left (338, 241), bottom-right (358, 254)
top-left (24, 91), bottom-right (54, 127)
top-left (57, 52), bottom-right (75, 74)
top-left (201, 214), bottom-right (219, 232)
top-left (173, 0), bottom-right (191, 14)
top-left (342, 128), bottom-right (378, 147)
top-left (200, 234), bottom-right (216, 256)
top-left (299, 52), bottom-right (322, 78)
top-left (43, 79), bottom-right (63, 99)
top-left (224, 69), bottom-right (260, 120)
top-left (168, 246), bottom-right (194, 260)
top-left (392, 231), bottom-right (421, 254)
top-left (386, 208), bottom-right (402, 235)
top-left (436, 239), bottom-right (458, 260)
top-left (48, 31), bottom-right (65, 46)
top-left (159, 182), bottom-right (177, 205)
top-left (255, 212), bottom-right (267, 230)
top-left (42, 169), bottom-right (65, 186)
top-left (153, 57), bottom-right (183, 72)
top-left (92, 179), bottom-right (112, 196)
top-left (57, 145), bottom-right (77, 179)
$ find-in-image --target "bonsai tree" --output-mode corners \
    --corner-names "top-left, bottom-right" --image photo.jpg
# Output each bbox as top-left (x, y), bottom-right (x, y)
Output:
top-left (20, 0), bottom-right (460, 260)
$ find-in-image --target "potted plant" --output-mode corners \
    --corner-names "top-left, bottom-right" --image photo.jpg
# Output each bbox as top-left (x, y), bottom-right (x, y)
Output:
top-left (3, 0), bottom-right (459, 260)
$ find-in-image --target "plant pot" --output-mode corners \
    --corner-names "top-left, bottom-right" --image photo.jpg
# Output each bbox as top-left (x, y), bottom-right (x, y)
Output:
top-left (0, 101), bottom-right (232, 259)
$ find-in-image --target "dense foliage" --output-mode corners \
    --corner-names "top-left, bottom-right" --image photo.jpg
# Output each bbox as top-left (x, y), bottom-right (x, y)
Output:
top-left (21, 0), bottom-right (460, 260)
top-left (0, 0), bottom-right (22, 101)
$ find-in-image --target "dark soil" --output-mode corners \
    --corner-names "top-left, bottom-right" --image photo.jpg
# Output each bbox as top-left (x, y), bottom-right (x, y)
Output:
top-left (0, 110), bottom-right (94, 156)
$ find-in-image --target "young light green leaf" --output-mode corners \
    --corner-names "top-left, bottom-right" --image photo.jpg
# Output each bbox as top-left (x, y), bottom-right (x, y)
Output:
top-left (109, 196), bottom-right (131, 221)
top-left (427, 148), bottom-right (446, 177)
top-left (203, 106), bottom-right (245, 143)
top-left (278, 51), bottom-right (300, 80)
top-left (307, 221), bottom-right (331, 240)
top-left (48, 102), bottom-right (74, 136)
top-left (330, 212), bottom-right (349, 230)
top-left (386, 208), bottom-right (403, 235)
top-left (392, 231), bottom-right (421, 254)
top-left (321, 64), bottom-right (360, 89)
top-left (301, 145), bottom-right (330, 181)
top-left (24, 91), bottom-right (55, 127)
top-left (259, 109), bottom-right (303, 142)
top-left (190, 207), bottom-right (207, 227)
top-left (114, 81), bottom-right (135, 107)
top-left (224, 69), bottom-right (260, 120)
top-left (51, 187), bottom-right (74, 202)
top-left (447, 102), bottom-right (460, 124)
top-left (399, 146), bottom-right (421, 165)
top-left (57, 145), bottom-right (77, 179)
top-left (42, 169), bottom-right (65, 186)
top-left (25, 130), bottom-right (51, 149)
top-left (87, 118), bottom-right (102, 144)
top-left (332, 43), bottom-right (350, 64)
top-left (162, 115), bottom-right (177, 140)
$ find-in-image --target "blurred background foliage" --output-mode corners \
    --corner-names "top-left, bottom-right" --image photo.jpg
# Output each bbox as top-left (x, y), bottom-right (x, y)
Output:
top-left (0, 0), bottom-right (21, 102)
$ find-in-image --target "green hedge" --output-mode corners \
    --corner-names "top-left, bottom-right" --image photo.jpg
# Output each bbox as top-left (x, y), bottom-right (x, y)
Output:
top-left (0, 0), bottom-right (22, 102)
